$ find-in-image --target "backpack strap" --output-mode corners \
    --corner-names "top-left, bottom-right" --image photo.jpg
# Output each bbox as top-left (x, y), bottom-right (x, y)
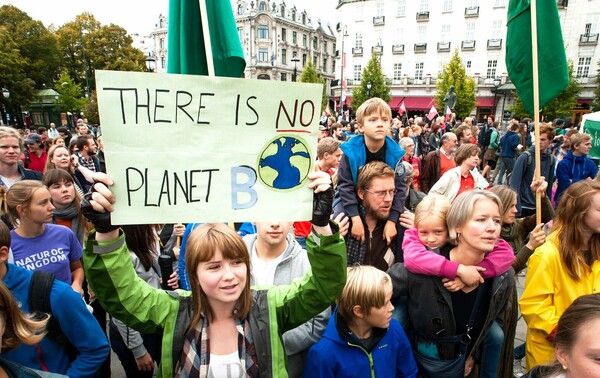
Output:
top-left (28, 270), bottom-right (78, 360)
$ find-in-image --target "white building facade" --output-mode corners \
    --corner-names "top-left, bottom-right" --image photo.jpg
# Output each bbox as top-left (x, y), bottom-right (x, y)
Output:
top-left (333, 0), bottom-right (599, 122)
top-left (234, 0), bottom-right (336, 89)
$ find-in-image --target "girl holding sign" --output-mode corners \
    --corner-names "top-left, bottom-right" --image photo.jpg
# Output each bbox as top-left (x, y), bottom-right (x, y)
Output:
top-left (81, 171), bottom-right (346, 377)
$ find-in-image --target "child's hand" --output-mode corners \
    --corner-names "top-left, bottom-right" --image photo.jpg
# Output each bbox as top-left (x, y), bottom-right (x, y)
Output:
top-left (334, 212), bottom-right (350, 237)
top-left (383, 220), bottom-right (397, 245)
top-left (456, 264), bottom-right (485, 286)
top-left (526, 224), bottom-right (546, 251)
top-left (442, 277), bottom-right (466, 292)
top-left (351, 216), bottom-right (365, 244)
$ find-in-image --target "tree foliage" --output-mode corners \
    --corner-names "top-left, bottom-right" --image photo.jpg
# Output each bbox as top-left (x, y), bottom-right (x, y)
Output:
top-left (351, 53), bottom-right (391, 111)
top-left (84, 90), bottom-right (99, 125)
top-left (592, 60), bottom-right (600, 112)
top-left (509, 62), bottom-right (580, 121)
top-left (56, 13), bottom-right (145, 96)
top-left (54, 73), bottom-right (87, 115)
top-left (435, 49), bottom-right (476, 120)
top-left (299, 59), bottom-right (327, 112)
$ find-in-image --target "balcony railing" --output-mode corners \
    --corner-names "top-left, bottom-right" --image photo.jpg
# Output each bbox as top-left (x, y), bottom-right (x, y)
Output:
top-left (392, 44), bottom-right (405, 54)
top-left (352, 47), bottom-right (363, 55)
top-left (465, 6), bottom-right (479, 17)
top-left (414, 43), bottom-right (427, 53)
top-left (416, 11), bottom-right (429, 21)
top-left (461, 40), bottom-right (476, 51)
top-left (437, 42), bottom-right (451, 52)
top-left (487, 39), bottom-right (502, 50)
top-left (580, 33), bottom-right (599, 45)
top-left (557, 0), bottom-right (568, 8)
top-left (372, 45), bottom-right (383, 54)
top-left (373, 16), bottom-right (385, 26)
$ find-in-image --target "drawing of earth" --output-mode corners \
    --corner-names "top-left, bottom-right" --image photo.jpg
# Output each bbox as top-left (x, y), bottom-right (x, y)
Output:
top-left (257, 136), bottom-right (312, 190)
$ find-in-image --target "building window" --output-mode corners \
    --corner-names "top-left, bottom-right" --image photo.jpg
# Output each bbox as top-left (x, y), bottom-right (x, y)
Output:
top-left (313, 37), bottom-right (318, 49)
top-left (259, 48), bottom-right (269, 62)
top-left (465, 22), bottom-right (475, 40)
top-left (355, 33), bottom-right (363, 49)
top-left (377, 2), bottom-right (385, 17)
top-left (160, 38), bottom-right (165, 49)
top-left (487, 60), bottom-right (498, 78)
top-left (395, 28), bottom-right (404, 43)
top-left (161, 56), bottom-right (166, 69)
top-left (259, 1), bottom-right (267, 11)
top-left (491, 20), bottom-right (502, 39)
top-left (323, 41), bottom-right (327, 54)
top-left (237, 27), bottom-right (243, 42)
top-left (585, 14), bottom-right (599, 34)
top-left (292, 9), bottom-right (296, 21)
top-left (415, 62), bottom-right (424, 80)
top-left (303, 34), bottom-right (307, 47)
top-left (466, 60), bottom-right (472, 76)
top-left (258, 25), bottom-right (269, 39)
top-left (419, 0), bottom-right (429, 12)
top-left (356, 4), bottom-right (364, 20)
top-left (302, 53), bottom-right (307, 66)
top-left (577, 57), bottom-right (592, 77)
top-left (397, 0), bottom-right (406, 17)
top-left (468, 0), bottom-right (478, 6)
top-left (441, 25), bottom-right (451, 42)
top-left (333, 42), bottom-right (336, 55)
top-left (282, 49), bottom-right (287, 65)
top-left (323, 58), bottom-right (328, 72)
top-left (393, 63), bottom-right (402, 81)
top-left (418, 26), bottom-right (427, 42)
top-left (281, 28), bottom-right (286, 42)
top-left (354, 65), bottom-right (362, 82)
top-left (494, 0), bottom-right (505, 6)
top-left (293, 31), bottom-right (297, 45)
top-left (281, 72), bottom-right (287, 81)
top-left (313, 56), bottom-right (317, 67)
top-left (443, 0), bottom-right (453, 12)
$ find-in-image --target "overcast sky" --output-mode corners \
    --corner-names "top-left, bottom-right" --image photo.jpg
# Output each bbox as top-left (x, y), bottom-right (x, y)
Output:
top-left (0, 0), bottom-right (338, 35)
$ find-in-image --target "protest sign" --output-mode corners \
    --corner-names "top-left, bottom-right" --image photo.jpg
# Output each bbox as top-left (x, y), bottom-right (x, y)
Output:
top-left (95, 70), bottom-right (322, 224)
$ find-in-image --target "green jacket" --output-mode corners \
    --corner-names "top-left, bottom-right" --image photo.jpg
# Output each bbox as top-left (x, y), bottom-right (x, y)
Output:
top-left (84, 226), bottom-right (346, 377)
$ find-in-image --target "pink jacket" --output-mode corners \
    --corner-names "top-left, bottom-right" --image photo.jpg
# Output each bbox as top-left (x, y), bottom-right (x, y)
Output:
top-left (402, 227), bottom-right (514, 279)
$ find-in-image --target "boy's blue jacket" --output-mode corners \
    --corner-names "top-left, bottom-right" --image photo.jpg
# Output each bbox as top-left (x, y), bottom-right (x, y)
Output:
top-left (303, 310), bottom-right (417, 377)
top-left (554, 151), bottom-right (599, 204)
top-left (336, 135), bottom-right (407, 222)
top-left (3, 263), bottom-right (109, 377)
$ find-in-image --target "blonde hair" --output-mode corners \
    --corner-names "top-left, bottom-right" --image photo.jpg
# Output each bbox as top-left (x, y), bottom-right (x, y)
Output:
top-left (414, 194), bottom-right (451, 228)
top-left (446, 190), bottom-right (502, 244)
top-left (355, 98), bottom-right (392, 125)
top-left (0, 126), bottom-right (23, 152)
top-left (551, 180), bottom-right (600, 280)
top-left (0, 278), bottom-right (48, 351)
top-left (569, 132), bottom-right (591, 149)
top-left (337, 266), bottom-right (392, 326)
top-left (6, 180), bottom-right (46, 226)
top-left (489, 185), bottom-right (518, 222)
top-left (45, 145), bottom-right (74, 174)
top-left (185, 224), bottom-right (252, 325)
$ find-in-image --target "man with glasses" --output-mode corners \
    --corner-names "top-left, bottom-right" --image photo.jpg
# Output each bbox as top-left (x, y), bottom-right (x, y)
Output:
top-left (343, 161), bottom-right (413, 271)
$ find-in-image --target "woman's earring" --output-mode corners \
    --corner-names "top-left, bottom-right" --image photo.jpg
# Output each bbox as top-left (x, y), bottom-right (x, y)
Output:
top-left (562, 365), bottom-right (567, 370)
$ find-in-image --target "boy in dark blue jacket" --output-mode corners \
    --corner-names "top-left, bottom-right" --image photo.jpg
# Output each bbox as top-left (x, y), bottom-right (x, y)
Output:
top-left (303, 266), bottom-right (417, 377)
top-left (554, 132), bottom-right (598, 205)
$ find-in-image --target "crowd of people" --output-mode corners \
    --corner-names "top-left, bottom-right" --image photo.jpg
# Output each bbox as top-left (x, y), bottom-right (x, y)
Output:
top-left (0, 97), bottom-right (598, 378)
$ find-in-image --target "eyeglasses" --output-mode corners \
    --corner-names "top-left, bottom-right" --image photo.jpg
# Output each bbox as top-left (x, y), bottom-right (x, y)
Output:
top-left (364, 189), bottom-right (396, 199)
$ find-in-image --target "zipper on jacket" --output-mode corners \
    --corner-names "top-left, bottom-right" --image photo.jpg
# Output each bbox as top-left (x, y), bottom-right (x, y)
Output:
top-left (347, 342), bottom-right (376, 378)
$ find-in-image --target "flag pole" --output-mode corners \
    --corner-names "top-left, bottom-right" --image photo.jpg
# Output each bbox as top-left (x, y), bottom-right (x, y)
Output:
top-left (530, 0), bottom-right (542, 225)
top-left (198, 0), bottom-right (215, 76)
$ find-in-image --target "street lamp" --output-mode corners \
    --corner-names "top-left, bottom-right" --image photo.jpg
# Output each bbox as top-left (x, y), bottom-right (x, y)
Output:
top-left (291, 52), bottom-right (300, 82)
top-left (1, 88), bottom-right (9, 125)
top-left (145, 56), bottom-right (157, 72)
top-left (492, 77), bottom-right (502, 121)
top-left (81, 29), bottom-right (91, 99)
top-left (367, 81), bottom-right (372, 98)
top-left (339, 25), bottom-right (349, 114)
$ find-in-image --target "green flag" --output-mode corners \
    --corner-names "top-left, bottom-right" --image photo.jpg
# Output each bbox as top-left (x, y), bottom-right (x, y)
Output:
top-left (168, 0), bottom-right (246, 77)
top-left (506, 0), bottom-right (569, 114)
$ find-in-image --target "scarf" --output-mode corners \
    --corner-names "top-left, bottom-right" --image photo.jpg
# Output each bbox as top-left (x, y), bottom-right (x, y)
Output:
top-left (53, 203), bottom-right (84, 245)
top-left (176, 316), bottom-right (259, 378)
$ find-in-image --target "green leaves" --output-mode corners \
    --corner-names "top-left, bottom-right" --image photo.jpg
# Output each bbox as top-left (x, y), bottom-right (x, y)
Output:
top-left (435, 49), bottom-right (476, 120)
top-left (351, 52), bottom-right (391, 111)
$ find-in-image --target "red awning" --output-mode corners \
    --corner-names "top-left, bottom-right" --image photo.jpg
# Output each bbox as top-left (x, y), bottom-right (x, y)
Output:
top-left (389, 97), bottom-right (403, 109)
top-left (404, 97), bottom-right (435, 110)
top-left (476, 97), bottom-right (495, 107)
top-left (577, 98), bottom-right (592, 104)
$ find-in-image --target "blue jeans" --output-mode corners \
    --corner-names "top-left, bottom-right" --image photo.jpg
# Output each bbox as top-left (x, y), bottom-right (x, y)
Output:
top-left (479, 321), bottom-right (504, 378)
top-left (497, 157), bottom-right (516, 185)
top-left (514, 342), bottom-right (526, 360)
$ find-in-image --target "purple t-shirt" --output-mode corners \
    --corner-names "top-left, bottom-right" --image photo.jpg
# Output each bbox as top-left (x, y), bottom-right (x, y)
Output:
top-left (10, 223), bottom-right (83, 284)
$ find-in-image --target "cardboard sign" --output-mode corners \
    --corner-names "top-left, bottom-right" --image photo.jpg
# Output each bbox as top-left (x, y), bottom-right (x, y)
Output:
top-left (96, 70), bottom-right (322, 224)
